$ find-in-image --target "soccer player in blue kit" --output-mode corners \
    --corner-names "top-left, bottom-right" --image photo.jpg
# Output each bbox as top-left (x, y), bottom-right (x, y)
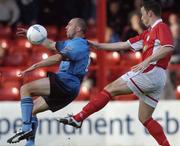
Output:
top-left (7, 18), bottom-right (90, 146)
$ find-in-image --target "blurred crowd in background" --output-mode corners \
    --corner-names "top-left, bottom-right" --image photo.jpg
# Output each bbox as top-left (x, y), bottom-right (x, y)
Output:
top-left (0, 0), bottom-right (179, 40)
top-left (0, 0), bottom-right (180, 101)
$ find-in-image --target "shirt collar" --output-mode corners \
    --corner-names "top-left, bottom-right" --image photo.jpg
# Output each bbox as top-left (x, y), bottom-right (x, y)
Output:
top-left (151, 18), bottom-right (163, 28)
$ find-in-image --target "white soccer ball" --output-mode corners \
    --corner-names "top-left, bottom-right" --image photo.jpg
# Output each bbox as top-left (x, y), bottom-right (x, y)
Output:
top-left (26, 24), bottom-right (47, 45)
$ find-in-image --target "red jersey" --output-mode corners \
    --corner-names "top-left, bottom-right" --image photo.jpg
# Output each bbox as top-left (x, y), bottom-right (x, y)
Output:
top-left (127, 19), bottom-right (174, 70)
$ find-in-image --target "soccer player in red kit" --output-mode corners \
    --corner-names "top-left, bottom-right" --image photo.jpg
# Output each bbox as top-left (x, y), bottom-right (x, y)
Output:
top-left (58, 1), bottom-right (173, 146)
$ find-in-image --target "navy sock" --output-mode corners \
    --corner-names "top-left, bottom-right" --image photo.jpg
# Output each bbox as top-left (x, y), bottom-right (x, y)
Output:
top-left (25, 116), bottom-right (38, 146)
top-left (31, 116), bottom-right (38, 139)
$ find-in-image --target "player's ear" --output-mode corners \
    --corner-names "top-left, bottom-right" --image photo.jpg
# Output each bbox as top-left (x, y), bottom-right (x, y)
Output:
top-left (148, 10), bottom-right (153, 17)
top-left (76, 26), bottom-right (81, 32)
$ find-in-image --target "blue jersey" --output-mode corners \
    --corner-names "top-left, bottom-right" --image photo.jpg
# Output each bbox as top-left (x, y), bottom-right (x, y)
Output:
top-left (55, 37), bottom-right (90, 94)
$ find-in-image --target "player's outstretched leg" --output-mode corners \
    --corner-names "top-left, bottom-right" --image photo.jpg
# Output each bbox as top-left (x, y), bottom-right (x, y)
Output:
top-left (57, 114), bottom-right (82, 128)
top-left (25, 116), bottom-right (38, 146)
top-left (58, 78), bottom-right (132, 128)
top-left (58, 89), bottom-right (112, 128)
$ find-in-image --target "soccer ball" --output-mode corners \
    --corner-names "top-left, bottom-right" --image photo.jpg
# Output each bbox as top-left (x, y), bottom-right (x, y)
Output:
top-left (26, 24), bottom-right (47, 45)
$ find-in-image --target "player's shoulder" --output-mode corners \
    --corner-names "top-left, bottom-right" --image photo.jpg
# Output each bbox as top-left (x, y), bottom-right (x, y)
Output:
top-left (71, 37), bottom-right (88, 43)
top-left (138, 29), bottom-right (149, 38)
top-left (141, 29), bottom-right (149, 35)
top-left (155, 22), bottom-right (169, 30)
top-left (68, 37), bottom-right (89, 48)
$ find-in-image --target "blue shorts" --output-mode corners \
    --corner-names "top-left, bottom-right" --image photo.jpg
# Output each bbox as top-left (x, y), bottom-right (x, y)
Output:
top-left (43, 72), bottom-right (78, 112)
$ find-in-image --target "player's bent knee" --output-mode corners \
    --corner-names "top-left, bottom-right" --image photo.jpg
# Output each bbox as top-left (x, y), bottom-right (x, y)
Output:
top-left (20, 83), bottom-right (33, 97)
top-left (104, 83), bottom-right (131, 97)
top-left (138, 115), bottom-right (145, 124)
top-left (104, 85), bottom-right (121, 97)
top-left (32, 103), bottom-right (40, 115)
top-left (104, 84), bottom-right (112, 91)
top-left (104, 84), bottom-right (114, 94)
top-left (138, 114), bottom-right (150, 124)
top-left (32, 108), bottom-right (38, 116)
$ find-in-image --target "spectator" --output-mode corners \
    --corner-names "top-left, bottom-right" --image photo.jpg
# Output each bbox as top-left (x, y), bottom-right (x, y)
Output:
top-left (61, 0), bottom-right (96, 26)
top-left (169, 14), bottom-right (180, 63)
top-left (161, 13), bottom-right (179, 100)
top-left (38, 0), bottom-right (64, 26)
top-left (122, 11), bottom-right (145, 41)
top-left (77, 0), bottom-right (96, 24)
top-left (106, 0), bottom-right (126, 42)
top-left (159, 0), bottom-right (177, 12)
top-left (134, 0), bottom-right (143, 12)
top-left (87, 0), bottom-right (96, 25)
top-left (0, 43), bottom-right (6, 66)
top-left (0, 0), bottom-right (20, 26)
top-left (169, 13), bottom-right (179, 25)
top-left (16, 0), bottom-right (38, 25)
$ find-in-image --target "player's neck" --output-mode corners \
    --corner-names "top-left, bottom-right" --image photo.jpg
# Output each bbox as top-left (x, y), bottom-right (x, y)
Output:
top-left (74, 33), bottom-right (85, 39)
top-left (150, 17), bottom-right (161, 27)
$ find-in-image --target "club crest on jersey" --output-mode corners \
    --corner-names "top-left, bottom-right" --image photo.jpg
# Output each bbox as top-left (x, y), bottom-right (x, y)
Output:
top-left (143, 45), bottom-right (148, 51)
top-left (62, 46), bottom-right (73, 53)
top-left (64, 46), bottom-right (73, 51)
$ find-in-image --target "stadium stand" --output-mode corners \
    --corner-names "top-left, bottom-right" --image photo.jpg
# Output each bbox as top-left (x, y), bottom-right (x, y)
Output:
top-left (0, 23), bottom-right (179, 101)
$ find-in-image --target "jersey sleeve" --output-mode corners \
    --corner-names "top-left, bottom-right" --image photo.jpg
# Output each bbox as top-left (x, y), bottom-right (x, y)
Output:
top-left (55, 40), bottom-right (72, 60)
top-left (59, 41), bottom-right (86, 61)
top-left (157, 23), bottom-right (174, 48)
top-left (127, 31), bottom-right (147, 51)
top-left (55, 41), bottom-right (66, 52)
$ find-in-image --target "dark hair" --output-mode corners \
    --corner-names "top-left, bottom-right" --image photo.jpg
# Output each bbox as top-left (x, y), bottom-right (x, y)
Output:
top-left (142, 0), bottom-right (161, 16)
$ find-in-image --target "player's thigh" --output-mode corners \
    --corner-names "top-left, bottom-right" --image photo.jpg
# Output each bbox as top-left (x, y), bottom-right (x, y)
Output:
top-left (138, 100), bottom-right (155, 123)
top-left (21, 77), bottom-right (50, 96)
top-left (104, 77), bottom-right (133, 96)
top-left (32, 96), bottom-right (49, 115)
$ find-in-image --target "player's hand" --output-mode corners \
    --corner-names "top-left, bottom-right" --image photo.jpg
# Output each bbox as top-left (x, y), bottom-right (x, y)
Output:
top-left (18, 65), bottom-right (36, 76)
top-left (16, 28), bottom-right (27, 37)
top-left (88, 40), bottom-right (99, 49)
top-left (131, 59), bottom-right (150, 72)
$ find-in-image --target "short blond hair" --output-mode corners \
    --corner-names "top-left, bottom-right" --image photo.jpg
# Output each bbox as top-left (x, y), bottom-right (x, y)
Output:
top-left (74, 18), bottom-right (87, 33)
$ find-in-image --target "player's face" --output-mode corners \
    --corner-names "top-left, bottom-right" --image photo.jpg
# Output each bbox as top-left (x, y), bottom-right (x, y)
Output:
top-left (141, 7), bottom-right (150, 27)
top-left (65, 19), bottom-right (77, 39)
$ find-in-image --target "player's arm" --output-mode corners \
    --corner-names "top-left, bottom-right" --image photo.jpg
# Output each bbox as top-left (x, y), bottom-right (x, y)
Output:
top-left (41, 38), bottom-right (57, 51)
top-left (88, 41), bottom-right (131, 51)
top-left (19, 54), bottom-right (63, 76)
top-left (33, 53), bottom-right (63, 68)
top-left (132, 46), bottom-right (173, 72)
top-left (148, 24), bottom-right (174, 63)
top-left (16, 28), bottom-right (57, 51)
top-left (146, 46), bottom-right (173, 63)
top-left (90, 31), bottom-right (147, 52)
top-left (132, 24), bottom-right (174, 72)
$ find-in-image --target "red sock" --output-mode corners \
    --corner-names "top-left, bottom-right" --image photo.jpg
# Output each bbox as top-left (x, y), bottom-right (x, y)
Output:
top-left (73, 90), bottom-right (112, 122)
top-left (143, 117), bottom-right (170, 146)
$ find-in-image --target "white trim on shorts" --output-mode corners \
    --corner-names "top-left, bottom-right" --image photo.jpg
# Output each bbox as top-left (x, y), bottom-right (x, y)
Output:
top-left (128, 78), bottom-right (158, 108)
top-left (121, 67), bottom-right (166, 108)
